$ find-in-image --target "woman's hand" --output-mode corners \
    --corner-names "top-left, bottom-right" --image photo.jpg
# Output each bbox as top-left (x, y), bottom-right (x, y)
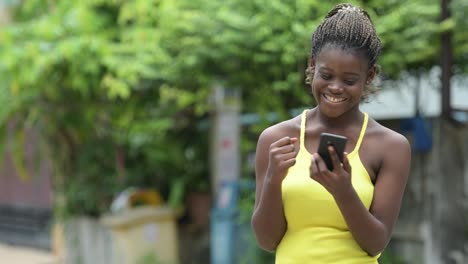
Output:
top-left (252, 130), bottom-right (299, 251)
top-left (310, 145), bottom-right (353, 198)
top-left (266, 137), bottom-right (298, 185)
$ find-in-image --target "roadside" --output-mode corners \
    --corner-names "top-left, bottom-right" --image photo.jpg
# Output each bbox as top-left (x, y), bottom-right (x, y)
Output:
top-left (0, 243), bottom-right (59, 264)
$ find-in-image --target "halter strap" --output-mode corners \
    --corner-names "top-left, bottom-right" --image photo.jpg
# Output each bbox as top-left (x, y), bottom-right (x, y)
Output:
top-left (353, 112), bottom-right (368, 153)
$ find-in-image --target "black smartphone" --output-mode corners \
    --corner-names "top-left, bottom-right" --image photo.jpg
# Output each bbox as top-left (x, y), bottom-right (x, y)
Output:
top-left (317, 133), bottom-right (347, 171)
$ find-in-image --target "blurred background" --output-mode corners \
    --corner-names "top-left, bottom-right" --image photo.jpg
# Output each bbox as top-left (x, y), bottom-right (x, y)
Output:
top-left (0, 0), bottom-right (466, 263)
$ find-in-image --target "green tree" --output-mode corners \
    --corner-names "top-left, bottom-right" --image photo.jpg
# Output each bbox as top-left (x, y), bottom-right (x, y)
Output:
top-left (452, 0), bottom-right (468, 73)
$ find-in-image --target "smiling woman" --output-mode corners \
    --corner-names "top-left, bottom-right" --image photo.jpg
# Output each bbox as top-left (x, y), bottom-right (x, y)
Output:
top-left (251, 3), bottom-right (411, 264)
top-left (310, 47), bottom-right (372, 118)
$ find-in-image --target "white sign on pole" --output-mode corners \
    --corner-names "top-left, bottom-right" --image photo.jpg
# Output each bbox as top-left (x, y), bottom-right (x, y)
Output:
top-left (210, 84), bottom-right (241, 197)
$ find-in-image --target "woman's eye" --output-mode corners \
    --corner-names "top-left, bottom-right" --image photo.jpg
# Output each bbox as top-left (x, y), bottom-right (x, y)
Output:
top-left (320, 74), bottom-right (331, 80)
top-left (344, 80), bottom-right (356, 85)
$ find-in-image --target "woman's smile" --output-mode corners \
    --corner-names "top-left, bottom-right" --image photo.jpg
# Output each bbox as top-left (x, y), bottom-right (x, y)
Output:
top-left (322, 93), bottom-right (347, 103)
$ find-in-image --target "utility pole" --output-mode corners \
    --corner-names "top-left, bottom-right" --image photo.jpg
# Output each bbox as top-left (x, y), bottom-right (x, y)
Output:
top-left (440, 0), bottom-right (453, 120)
top-left (210, 84), bottom-right (241, 196)
top-left (210, 84), bottom-right (241, 264)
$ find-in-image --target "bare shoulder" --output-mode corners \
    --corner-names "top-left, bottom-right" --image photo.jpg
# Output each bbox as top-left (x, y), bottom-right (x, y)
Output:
top-left (364, 118), bottom-right (411, 178)
top-left (257, 114), bottom-right (302, 146)
top-left (367, 118), bottom-right (410, 152)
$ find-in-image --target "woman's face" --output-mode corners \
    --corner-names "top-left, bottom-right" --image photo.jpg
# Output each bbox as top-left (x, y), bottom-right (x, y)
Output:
top-left (310, 46), bottom-right (374, 118)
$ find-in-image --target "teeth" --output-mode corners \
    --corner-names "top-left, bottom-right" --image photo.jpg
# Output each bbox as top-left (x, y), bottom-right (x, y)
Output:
top-left (324, 94), bottom-right (346, 103)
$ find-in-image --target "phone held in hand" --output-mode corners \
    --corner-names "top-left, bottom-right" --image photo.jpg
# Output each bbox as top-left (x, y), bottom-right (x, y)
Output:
top-left (317, 133), bottom-right (348, 171)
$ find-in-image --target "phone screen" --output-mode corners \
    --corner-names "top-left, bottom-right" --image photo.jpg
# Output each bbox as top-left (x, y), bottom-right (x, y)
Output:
top-left (317, 133), bottom-right (347, 170)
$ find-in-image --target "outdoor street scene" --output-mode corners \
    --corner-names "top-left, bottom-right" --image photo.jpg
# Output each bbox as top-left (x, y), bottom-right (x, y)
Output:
top-left (0, 0), bottom-right (467, 263)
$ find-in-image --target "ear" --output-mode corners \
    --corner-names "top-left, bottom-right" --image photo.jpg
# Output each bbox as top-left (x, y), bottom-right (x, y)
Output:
top-left (307, 56), bottom-right (316, 80)
top-left (309, 56), bottom-right (316, 70)
top-left (366, 65), bottom-right (376, 84)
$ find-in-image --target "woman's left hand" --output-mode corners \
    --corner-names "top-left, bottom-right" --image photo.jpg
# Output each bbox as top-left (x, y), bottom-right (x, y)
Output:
top-left (309, 145), bottom-right (353, 198)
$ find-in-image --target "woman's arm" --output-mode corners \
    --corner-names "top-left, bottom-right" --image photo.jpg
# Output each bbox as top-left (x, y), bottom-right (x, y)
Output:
top-left (311, 131), bottom-right (411, 256)
top-left (251, 127), bottom-right (298, 252)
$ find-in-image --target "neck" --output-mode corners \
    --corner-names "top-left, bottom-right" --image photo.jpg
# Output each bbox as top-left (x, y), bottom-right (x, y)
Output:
top-left (311, 106), bottom-right (363, 131)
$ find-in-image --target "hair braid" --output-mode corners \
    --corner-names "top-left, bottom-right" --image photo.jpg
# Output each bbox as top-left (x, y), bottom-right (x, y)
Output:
top-left (305, 3), bottom-right (382, 101)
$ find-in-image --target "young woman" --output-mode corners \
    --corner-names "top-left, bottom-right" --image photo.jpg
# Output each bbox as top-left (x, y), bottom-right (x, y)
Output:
top-left (251, 3), bottom-right (411, 263)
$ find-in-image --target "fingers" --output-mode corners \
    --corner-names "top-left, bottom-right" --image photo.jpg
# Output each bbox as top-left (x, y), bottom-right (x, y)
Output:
top-left (309, 154), bottom-right (328, 186)
top-left (290, 137), bottom-right (298, 144)
top-left (270, 137), bottom-right (297, 154)
top-left (274, 152), bottom-right (297, 163)
top-left (342, 152), bottom-right (351, 173)
top-left (268, 136), bottom-right (299, 175)
top-left (310, 154), bottom-right (318, 175)
top-left (310, 149), bottom-right (352, 197)
top-left (311, 153), bottom-right (328, 173)
top-left (271, 136), bottom-right (297, 147)
top-left (328, 145), bottom-right (341, 171)
top-left (279, 153), bottom-right (297, 168)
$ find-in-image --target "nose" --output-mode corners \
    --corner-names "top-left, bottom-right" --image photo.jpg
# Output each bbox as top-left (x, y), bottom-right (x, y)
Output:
top-left (327, 82), bottom-right (344, 93)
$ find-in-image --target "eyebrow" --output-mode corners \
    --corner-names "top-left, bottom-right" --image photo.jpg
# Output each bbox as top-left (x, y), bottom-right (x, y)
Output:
top-left (343, 72), bottom-right (360, 77)
top-left (318, 67), bottom-right (361, 77)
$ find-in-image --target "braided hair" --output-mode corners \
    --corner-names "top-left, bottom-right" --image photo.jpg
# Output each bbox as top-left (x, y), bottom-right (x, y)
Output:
top-left (305, 3), bottom-right (382, 100)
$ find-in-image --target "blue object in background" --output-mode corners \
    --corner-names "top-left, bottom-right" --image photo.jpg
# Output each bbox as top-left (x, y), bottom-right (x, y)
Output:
top-left (400, 116), bottom-right (433, 152)
top-left (210, 181), bottom-right (239, 264)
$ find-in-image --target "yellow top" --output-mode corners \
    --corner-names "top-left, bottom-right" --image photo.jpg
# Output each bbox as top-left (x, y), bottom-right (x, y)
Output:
top-left (276, 110), bottom-right (378, 264)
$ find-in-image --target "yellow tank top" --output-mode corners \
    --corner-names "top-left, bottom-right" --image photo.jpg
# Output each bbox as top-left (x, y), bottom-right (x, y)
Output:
top-left (276, 110), bottom-right (378, 264)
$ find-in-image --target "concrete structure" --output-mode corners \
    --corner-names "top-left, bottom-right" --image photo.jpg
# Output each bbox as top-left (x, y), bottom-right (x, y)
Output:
top-left (361, 69), bottom-right (468, 120)
top-left (0, 242), bottom-right (58, 264)
top-left (361, 71), bottom-right (468, 264)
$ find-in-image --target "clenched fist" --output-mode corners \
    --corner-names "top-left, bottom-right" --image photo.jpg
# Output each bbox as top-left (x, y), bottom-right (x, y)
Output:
top-left (266, 137), bottom-right (298, 185)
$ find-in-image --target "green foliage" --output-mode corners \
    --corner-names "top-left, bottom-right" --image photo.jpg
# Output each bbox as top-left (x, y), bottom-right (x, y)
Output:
top-left (371, 0), bottom-right (441, 77)
top-left (137, 252), bottom-right (164, 264)
top-left (452, 0), bottom-right (468, 73)
top-left (0, 0), bottom-right (207, 217)
top-left (0, 0), bottom-right (466, 218)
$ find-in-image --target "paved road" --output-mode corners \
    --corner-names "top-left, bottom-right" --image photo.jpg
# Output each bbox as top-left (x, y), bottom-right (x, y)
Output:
top-left (0, 243), bottom-right (59, 264)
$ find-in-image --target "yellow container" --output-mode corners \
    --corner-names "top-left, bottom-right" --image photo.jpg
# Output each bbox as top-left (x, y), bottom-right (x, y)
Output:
top-left (102, 206), bottom-right (179, 264)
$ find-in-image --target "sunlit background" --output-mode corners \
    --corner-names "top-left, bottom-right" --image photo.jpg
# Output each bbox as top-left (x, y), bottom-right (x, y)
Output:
top-left (0, 0), bottom-right (467, 263)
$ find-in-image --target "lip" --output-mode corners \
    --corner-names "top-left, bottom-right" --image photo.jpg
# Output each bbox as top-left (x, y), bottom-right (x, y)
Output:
top-left (322, 93), bottom-right (347, 103)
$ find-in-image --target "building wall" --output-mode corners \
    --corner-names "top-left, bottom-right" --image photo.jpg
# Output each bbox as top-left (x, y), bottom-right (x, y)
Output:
top-left (0, 125), bottom-right (53, 209)
top-left (0, 124), bottom-right (53, 249)
top-left (386, 118), bottom-right (468, 264)
top-left (362, 71), bottom-right (468, 120)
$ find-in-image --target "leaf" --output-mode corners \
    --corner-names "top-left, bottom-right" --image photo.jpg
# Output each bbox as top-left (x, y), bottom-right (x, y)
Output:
top-left (102, 74), bottom-right (131, 99)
